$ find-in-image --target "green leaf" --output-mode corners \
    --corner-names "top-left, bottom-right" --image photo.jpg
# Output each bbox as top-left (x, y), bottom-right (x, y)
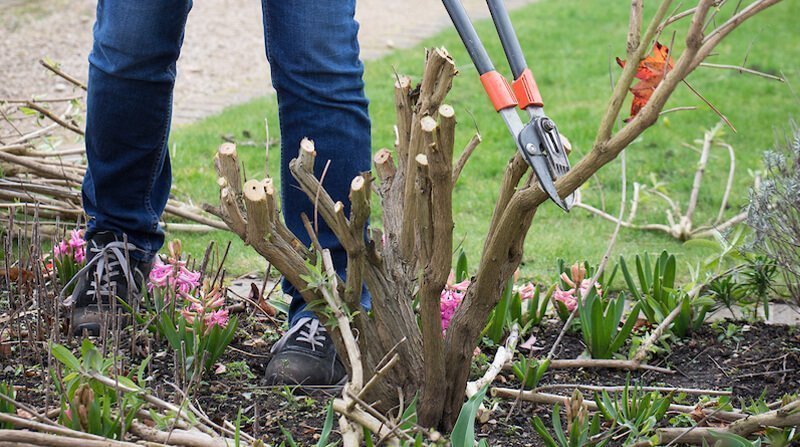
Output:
top-left (51, 344), bottom-right (81, 372)
top-left (488, 278), bottom-right (513, 343)
top-left (268, 298), bottom-right (290, 315)
top-left (451, 384), bottom-right (489, 447)
top-left (663, 254), bottom-right (677, 289)
top-left (610, 302), bottom-right (641, 354)
top-left (551, 403), bottom-right (568, 446)
top-left (532, 416), bottom-right (560, 447)
top-left (456, 250), bottom-right (469, 283)
top-left (363, 427), bottom-right (375, 447)
top-left (619, 257), bottom-right (641, 301)
top-left (279, 426), bottom-right (298, 447)
top-left (316, 402), bottom-right (335, 447)
top-left (510, 292), bottom-right (523, 324)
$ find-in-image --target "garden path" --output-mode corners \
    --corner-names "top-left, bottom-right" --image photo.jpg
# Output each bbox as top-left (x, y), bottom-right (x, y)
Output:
top-left (0, 0), bottom-right (539, 124)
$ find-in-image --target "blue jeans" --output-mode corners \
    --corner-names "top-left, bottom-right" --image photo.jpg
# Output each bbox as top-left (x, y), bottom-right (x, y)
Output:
top-left (84, 0), bottom-right (372, 325)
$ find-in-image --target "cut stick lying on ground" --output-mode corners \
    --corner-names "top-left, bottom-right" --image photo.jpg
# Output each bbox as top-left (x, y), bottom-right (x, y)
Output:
top-left (651, 397), bottom-right (800, 445)
top-left (0, 69), bottom-right (226, 235)
top-left (490, 389), bottom-right (748, 423)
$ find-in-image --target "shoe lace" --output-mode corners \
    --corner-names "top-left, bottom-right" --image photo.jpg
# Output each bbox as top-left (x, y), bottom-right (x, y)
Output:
top-left (271, 317), bottom-right (328, 353)
top-left (61, 240), bottom-right (140, 306)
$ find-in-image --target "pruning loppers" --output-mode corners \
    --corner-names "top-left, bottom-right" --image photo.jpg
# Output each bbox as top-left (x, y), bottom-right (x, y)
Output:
top-left (442, 0), bottom-right (573, 211)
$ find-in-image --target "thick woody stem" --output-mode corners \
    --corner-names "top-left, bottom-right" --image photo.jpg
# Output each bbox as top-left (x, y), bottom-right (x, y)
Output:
top-left (482, 153), bottom-right (528, 254)
top-left (394, 75), bottom-right (413, 174)
top-left (345, 175), bottom-right (370, 308)
top-left (413, 151), bottom-right (446, 426)
top-left (243, 180), bottom-right (270, 244)
top-left (215, 143), bottom-right (242, 198)
top-left (298, 138), bottom-right (317, 173)
top-left (373, 148), bottom-right (397, 186)
top-left (400, 49), bottom-right (457, 263)
top-left (627, 0), bottom-right (644, 57)
top-left (417, 115), bottom-right (454, 425)
top-left (414, 153), bottom-right (433, 262)
top-left (436, 105), bottom-right (456, 158)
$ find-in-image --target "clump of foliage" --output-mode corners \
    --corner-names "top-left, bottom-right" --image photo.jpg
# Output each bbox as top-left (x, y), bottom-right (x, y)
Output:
top-left (51, 228), bottom-right (87, 295)
top-left (51, 340), bottom-right (146, 439)
top-left (511, 356), bottom-right (550, 390)
top-left (131, 240), bottom-right (237, 382)
top-left (746, 127), bottom-right (800, 304)
top-left (595, 380), bottom-right (672, 445)
top-left (532, 390), bottom-right (605, 447)
top-left (621, 251), bottom-right (714, 337)
top-left (578, 288), bottom-right (641, 359)
top-left (552, 261), bottom-right (612, 322)
top-left (0, 381), bottom-right (15, 429)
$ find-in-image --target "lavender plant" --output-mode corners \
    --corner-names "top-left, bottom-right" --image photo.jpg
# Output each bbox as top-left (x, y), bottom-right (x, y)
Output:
top-left (746, 127), bottom-right (800, 304)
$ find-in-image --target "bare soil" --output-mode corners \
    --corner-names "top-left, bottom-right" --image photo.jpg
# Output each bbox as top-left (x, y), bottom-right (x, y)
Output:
top-left (4, 308), bottom-right (798, 446)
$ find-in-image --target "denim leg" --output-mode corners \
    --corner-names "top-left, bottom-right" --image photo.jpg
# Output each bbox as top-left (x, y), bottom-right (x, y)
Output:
top-left (260, 0), bottom-right (372, 325)
top-left (83, 0), bottom-right (193, 261)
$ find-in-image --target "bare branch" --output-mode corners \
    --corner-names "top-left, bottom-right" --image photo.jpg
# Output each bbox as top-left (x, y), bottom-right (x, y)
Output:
top-left (452, 133), bottom-right (482, 184)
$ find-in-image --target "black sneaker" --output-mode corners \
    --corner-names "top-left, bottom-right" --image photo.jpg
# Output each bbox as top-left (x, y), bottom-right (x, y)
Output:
top-left (264, 317), bottom-right (348, 389)
top-left (62, 232), bottom-right (151, 336)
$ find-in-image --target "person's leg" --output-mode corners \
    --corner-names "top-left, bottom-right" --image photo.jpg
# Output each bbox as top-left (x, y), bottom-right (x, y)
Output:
top-left (71, 0), bottom-right (192, 335)
top-left (261, 0), bottom-right (372, 326)
top-left (261, 0), bottom-right (371, 386)
top-left (83, 0), bottom-right (193, 261)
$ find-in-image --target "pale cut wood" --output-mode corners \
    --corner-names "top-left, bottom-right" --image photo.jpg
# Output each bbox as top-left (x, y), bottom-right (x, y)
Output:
top-left (373, 148), bottom-right (396, 184)
top-left (243, 179), bottom-right (270, 245)
top-left (298, 137), bottom-right (316, 173)
top-left (394, 75), bottom-right (413, 171)
top-left (215, 143), bottom-right (242, 198)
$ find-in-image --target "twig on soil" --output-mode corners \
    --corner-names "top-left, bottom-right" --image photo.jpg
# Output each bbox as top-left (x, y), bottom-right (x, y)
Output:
top-left (531, 383), bottom-right (731, 396)
top-left (491, 389), bottom-right (747, 423)
top-left (466, 324), bottom-right (519, 421)
top-left (655, 397), bottom-right (800, 445)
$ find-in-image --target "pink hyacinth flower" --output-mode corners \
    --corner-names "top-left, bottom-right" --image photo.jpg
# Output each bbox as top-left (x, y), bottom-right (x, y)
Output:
top-left (440, 289), bottom-right (465, 332)
top-left (517, 282), bottom-right (536, 301)
top-left (53, 240), bottom-right (69, 259)
top-left (148, 258), bottom-right (173, 290)
top-left (174, 266), bottom-right (201, 294)
top-left (148, 257), bottom-right (201, 295)
top-left (577, 279), bottom-right (602, 299)
top-left (553, 287), bottom-right (578, 312)
top-left (205, 309), bottom-right (229, 330)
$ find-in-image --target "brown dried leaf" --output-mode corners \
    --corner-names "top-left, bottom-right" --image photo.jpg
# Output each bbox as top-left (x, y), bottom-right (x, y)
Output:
top-left (251, 283), bottom-right (277, 317)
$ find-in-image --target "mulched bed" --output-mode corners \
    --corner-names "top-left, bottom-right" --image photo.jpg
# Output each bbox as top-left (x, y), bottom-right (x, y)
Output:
top-left (2, 312), bottom-right (799, 446)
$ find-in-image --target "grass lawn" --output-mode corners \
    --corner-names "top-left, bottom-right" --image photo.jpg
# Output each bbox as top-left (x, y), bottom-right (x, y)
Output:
top-left (168, 0), bottom-right (799, 284)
